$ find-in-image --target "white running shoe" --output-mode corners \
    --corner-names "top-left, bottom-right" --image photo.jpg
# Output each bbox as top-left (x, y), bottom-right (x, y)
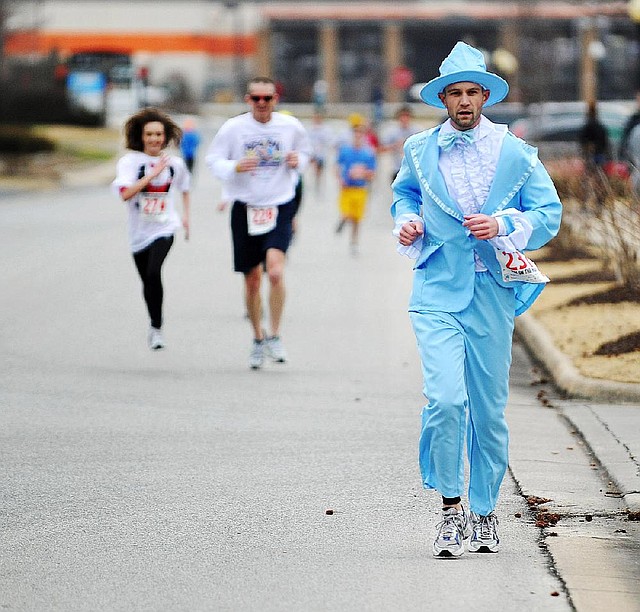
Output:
top-left (265, 335), bottom-right (287, 363)
top-left (469, 511), bottom-right (500, 553)
top-left (148, 327), bottom-right (165, 350)
top-left (432, 506), bottom-right (471, 558)
top-left (249, 339), bottom-right (265, 369)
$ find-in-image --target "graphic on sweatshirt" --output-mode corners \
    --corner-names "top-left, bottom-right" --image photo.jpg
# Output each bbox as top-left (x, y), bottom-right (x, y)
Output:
top-left (244, 136), bottom-right (283, 168)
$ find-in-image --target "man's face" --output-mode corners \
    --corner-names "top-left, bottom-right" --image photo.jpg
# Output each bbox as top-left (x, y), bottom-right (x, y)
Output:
top-left (245, 82), bottom-right (278, 123)
top-left (352, 125), bottom-right (367, 146)
top-left (438, 82), bottom-right (489, 130)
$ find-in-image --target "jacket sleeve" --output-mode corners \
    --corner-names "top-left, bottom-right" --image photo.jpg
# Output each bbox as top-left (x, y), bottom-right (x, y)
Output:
top-left (390, 142), bottom-right (422, 221)
top-left (519, 160), bottom-right (563, 251)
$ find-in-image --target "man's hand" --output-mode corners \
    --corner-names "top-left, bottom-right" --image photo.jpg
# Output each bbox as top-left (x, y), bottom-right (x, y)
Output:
top-left (285, 151), bottom-right (299, 169)
top-left (236, 157), bottom-right (259, 173)
top-left (462, 214), bottom-right (499, 240)
top-left (398, 220), bottom-right (424, 246)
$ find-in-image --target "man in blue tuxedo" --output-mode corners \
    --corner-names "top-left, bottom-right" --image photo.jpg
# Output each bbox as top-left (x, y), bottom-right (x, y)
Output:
top-left (391, 42), bottom-right (562, 558)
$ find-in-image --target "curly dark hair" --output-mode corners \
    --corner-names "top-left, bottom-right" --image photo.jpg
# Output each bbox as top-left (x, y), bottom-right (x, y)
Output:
top-left (124, 107), bottom-right (182, 152)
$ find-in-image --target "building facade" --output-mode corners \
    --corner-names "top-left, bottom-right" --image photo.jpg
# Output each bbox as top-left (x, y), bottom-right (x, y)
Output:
top-left (2, 1), bottom-right (636, 105)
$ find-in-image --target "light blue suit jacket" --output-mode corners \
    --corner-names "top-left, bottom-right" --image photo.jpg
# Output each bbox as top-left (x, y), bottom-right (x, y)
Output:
top-left (391, 123), bottom-right (563, 316)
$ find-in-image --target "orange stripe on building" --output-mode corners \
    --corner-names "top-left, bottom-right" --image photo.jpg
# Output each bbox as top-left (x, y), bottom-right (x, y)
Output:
top-left (4, 31), bottom-right (257, 57)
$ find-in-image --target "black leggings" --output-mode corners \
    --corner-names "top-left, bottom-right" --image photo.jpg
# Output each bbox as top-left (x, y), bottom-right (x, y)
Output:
top-left (133, 236), bottom-right (174, 329)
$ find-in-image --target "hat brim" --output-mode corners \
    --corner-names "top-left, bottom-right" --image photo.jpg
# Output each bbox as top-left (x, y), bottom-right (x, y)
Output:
top-left (419, 70), bottom-right (509, 108)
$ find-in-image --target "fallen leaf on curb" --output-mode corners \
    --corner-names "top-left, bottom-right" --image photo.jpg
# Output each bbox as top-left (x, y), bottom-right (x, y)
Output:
top-left (527, 496), bottom-right (552, 506)
top-left (536, 512), bottom-right (560, 527)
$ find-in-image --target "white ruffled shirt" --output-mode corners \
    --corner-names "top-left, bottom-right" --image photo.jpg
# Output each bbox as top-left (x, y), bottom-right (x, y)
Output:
top-left (394, 116), bottom-right (533, 267)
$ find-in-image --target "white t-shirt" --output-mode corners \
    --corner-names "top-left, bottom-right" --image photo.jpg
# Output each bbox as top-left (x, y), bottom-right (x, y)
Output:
top-left (382, 122), bottom-right (420, 171)
top-left (205, 112), bottom-right (311, 207)
top-left (307, 122), bottom-right (335, 162)
top-left (112, 152), bottom-right (190, 253)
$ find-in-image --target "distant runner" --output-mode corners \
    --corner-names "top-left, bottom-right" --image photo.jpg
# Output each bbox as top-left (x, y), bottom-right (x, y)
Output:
top-left (112, 107), bottom-right (190, 350)
top-left (206, 77), bottom-right (311, 369)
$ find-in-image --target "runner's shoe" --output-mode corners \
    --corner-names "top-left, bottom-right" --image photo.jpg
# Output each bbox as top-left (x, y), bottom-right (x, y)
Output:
top-left (265, 335), bottom-right (287, 363)
top-left (148, 327), bottom-right (165, 350)
top-left (469, 511), bottom-right (500, 553)
top-left (249, 339), bottom-right (265, 370)
top-left (433, 506), bottom-right (471, 558)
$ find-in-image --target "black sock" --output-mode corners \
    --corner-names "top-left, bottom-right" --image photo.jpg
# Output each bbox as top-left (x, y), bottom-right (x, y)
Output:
top-left (442, 496), bottom-right (461, 507)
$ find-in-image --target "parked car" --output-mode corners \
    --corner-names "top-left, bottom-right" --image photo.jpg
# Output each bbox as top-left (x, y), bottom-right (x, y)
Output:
top-left (510, 101), bottom-right (634, 159)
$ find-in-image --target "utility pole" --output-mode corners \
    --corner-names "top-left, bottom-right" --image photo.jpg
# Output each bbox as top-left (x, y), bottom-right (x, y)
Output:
top-left (580, 20), bottom-right (598, 104)
top-left (224, 0), bottom-right (244, 101)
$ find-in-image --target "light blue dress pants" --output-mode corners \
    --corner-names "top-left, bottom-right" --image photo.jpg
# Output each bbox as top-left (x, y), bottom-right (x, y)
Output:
top-left (410, 272), bottom-right (516, 516)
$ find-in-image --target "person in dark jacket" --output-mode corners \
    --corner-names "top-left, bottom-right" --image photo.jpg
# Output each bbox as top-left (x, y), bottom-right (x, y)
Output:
top-left (579, 101), bottom-right (610, 171)
top-left (618, 90), bottom-right (640, 163)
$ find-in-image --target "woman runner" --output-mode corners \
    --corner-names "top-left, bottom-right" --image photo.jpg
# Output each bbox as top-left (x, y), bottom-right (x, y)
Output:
top-left (112, 108), bottom-right (191, 350)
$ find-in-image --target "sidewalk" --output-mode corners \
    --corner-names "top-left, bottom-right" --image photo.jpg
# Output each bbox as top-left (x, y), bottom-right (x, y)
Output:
top-left (60, 159), bottom-right (116, 188)
top-left (516, 313), bottom-right (640, 513)
top-left (0, 157), bottom-right (116, 194)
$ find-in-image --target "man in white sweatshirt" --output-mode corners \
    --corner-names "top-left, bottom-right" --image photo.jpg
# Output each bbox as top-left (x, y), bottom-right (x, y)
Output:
top-left (206, 77), bottom-right (311, 369)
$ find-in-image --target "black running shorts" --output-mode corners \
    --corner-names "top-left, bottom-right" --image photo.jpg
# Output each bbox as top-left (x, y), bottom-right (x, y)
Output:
top-left (230, 199), bottom-right (296, 273)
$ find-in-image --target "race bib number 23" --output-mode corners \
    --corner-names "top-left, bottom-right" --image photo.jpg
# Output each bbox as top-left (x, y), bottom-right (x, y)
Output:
top-left (495, 249), bottom-right (549, 284)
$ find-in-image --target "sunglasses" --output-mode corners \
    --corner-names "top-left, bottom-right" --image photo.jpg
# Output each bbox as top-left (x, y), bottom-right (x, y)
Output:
top-left (249, 94), bottom-right (274, 103)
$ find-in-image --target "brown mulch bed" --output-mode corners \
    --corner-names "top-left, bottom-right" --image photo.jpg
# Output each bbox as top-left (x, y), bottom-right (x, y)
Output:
top-left (594, 331), bottom-right (640, 356)
top-left (567, 286), bottom-right (640, 306)
top-left (534, 242), bottom-right (594, 262)
top-left (566, 285), bottom-right (640, 356)
top-left (552, 269), bottom-right (617, 284)
top-left (532, 221), bottom-right (640, 361)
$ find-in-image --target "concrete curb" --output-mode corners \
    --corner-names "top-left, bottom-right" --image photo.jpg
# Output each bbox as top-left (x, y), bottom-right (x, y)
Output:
top-left (517, 313), bottom-right (640, 513)
top-left (559, 403), bottom-right (640, 513)
top-left (515, 312), bottom-right (640, 404)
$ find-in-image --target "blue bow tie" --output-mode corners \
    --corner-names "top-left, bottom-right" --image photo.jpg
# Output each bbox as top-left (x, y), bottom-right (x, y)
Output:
top-left (437, 129), bottom-right (474, 152)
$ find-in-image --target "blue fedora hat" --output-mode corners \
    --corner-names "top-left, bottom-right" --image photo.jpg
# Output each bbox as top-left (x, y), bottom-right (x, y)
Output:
top-left (420, 41), bottom-right (509, 108)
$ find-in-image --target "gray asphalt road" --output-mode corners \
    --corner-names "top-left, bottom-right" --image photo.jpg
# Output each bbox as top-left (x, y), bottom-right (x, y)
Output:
top-left (0, 147), bottom-right (603, 611)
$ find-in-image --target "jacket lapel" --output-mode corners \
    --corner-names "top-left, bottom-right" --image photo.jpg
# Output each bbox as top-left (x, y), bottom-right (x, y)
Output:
top-left (409, 128), bottom-right (465, 222)
top-left (481, 133), bottom-right (538, 215)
